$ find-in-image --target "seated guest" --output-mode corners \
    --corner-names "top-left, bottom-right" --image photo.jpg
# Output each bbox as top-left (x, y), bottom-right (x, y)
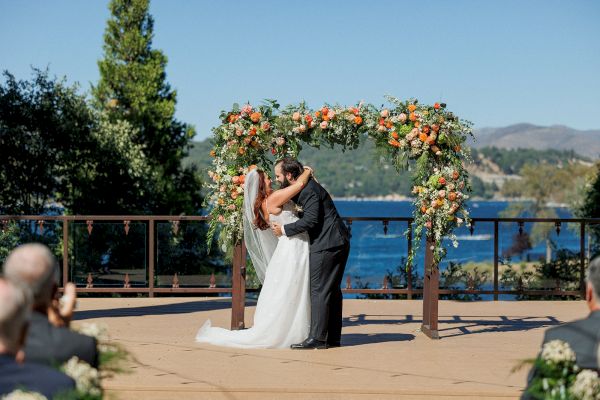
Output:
top-left (0, 277), bottom-right (75, 398)
top-left (541, 256), bottom-right (600, 368)
top-left (3, 243), bottom-right (99, 368)
top-left (522, 256), bottom-right (600, 398)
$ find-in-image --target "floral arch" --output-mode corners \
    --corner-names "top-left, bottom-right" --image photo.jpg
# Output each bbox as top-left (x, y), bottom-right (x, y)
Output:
top-left (206, 96), bottom-right (473, 268)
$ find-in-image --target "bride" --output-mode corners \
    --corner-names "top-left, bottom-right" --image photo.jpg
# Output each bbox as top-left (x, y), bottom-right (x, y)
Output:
top-left (195, 166), bottom-right (313, 348)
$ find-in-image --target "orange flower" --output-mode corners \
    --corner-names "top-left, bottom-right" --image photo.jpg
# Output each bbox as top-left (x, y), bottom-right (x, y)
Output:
top-left (350, 107), bottom-right (359, 116)
top-left (251, 140), bottom-right (260, 148)
top-left (448, 192), bottom-right (457, 201)
top-left (431, 124), bottom-right (440, 132)
top-left (250, 112), bottom-right (261, 123)
top-left (209, 150), bottom-right (216, 157)
top-left (434, 102), bottom-right (441, 109)
top-left (425, 137), bottom-right (435, 145)
top-left (315, 111), bottom-right (321, 118)
top-left (305, 114), bottom-right (313, 124)
top-left (391, 131), bottom-right (399, 140)
top-left (249, 127), bottom-right (257, 136)
top-left (238, 147), bottom-right (245, 155)
top-left (385, 121), bottom-right (393, 129)
top-left (420, 206), bottom-right (427, 214)
top-left (409, 113), bottom-right (417, 122)
top-left (232, 176), bottom-right (240, 184)
top-left (422, 125), bottom-right (430, 134)
top-left (354, 116), bottom-right (363, 125)
top-left (379, 118), bottom-right (385, 126)
top-left (418, 132), bottom-right (428, 142)
top-left (323, 114), bottom-right (330, 121)
top-left (321, 107), bottom-right (329, 115)
top-left (388, 139), bottom-right (400, 147)
top-left (452, 170), bottom-right (459, 180)
top-left (439, 177), bottom-right (446, 185)
top-left (408, 104), bottom-right (417, 112)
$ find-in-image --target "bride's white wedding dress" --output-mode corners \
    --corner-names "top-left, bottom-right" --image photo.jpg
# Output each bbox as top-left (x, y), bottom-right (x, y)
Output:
top-left (195, 201), bottom-right (310, 348)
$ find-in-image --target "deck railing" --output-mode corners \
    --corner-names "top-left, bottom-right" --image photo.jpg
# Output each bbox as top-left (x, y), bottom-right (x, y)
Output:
top-left (2, 214), bottom-right (599, 325)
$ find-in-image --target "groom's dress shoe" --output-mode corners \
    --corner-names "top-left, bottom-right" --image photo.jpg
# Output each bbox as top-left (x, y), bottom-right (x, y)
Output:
top-left (290, 338), bottom-right (328, 350)
top-left (327, 341), bottom-right (341, 348)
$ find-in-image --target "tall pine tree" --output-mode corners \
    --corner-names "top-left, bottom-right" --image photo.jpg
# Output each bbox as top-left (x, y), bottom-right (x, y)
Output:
top-left (93, 0), bottom-right (202, 214)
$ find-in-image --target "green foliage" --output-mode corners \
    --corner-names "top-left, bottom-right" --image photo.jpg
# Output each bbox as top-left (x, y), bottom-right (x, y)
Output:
top-left (500, 249), bottom-right (581, 299)
top-left (0, 221), bottom-right (20, 263)
top-left (0, 69), bottom-right (94, 214)
top-left (576, 162), bottom-right (600, 257)
top-left (440, 261), bottom-right (490, 300)
top-left (92, 0), bottom-right (202, 215)
top-left (472, 147), bottom-right (589, 175)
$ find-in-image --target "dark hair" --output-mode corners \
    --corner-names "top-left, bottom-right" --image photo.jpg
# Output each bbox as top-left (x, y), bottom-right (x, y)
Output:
top-left (253, 170), bottom-right (270, 230)
top-left (276, 157), bottom-right (303, 180)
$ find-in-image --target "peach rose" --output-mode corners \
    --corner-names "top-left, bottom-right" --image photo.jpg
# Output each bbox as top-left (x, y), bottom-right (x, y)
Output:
top-left (399, 113), bottom-right (407, 122)
top-left (275, 137), bottom-right (286, 146)
top-left (298, 124), bottom-right (307, 133)
top-left (320, 121), bottom-right (328, 129)
top-left (292, 112), bottom-right (301, 121)
top-left (380, 109), bottom-right (390, 118)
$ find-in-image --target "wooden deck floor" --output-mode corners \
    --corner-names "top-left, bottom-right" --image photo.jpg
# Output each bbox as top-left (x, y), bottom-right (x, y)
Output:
top-left (71, 298), bottom-right (587, 399)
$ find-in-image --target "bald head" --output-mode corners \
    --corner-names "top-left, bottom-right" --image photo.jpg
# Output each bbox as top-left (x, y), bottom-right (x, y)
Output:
top-left (3, 243), bottom-right (58, 309)
top-left (0, 277), bottom-right (31, 354)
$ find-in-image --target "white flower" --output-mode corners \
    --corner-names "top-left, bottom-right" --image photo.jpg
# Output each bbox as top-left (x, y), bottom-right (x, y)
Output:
top-left (2, 390), bottom-right (48, 400)
top-left (541, 340), bottom-right (576, 364)
top-left (62, 357), bottom-right (102, 397)
top-left (570, 369), bottom-right (600, 400)
top-left (76, 322), bottom-right (109, 342)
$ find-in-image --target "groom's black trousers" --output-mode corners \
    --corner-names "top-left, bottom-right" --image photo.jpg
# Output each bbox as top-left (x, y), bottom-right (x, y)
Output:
top-left (309, 242), bottom-right (350, 343)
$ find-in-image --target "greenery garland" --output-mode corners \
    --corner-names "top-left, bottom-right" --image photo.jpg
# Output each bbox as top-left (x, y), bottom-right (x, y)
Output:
top-left (206, 96), bottom-right (473, 266)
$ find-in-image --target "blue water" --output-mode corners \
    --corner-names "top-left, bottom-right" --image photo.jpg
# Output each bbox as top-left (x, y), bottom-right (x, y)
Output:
top-left (334, 200), bottom-right (581, 287)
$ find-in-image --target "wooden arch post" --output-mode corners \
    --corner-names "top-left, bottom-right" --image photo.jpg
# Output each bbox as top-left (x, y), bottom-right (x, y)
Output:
top-left (231, 242), bottom-right (247, 330)
top-left (421, 237), bottom-right (440, 339)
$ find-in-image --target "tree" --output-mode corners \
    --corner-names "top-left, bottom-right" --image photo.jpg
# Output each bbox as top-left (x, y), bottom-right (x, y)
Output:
top-left (577, 161), bottom-right (600, 258)
top-left (0, 69), bottom-right (155, 215)
top-left (92, 0), bottom-right (202, 214)
top-left (500, 162), bottom-right (591, 262)
top-left (0, 69), bottom-right (93, 214)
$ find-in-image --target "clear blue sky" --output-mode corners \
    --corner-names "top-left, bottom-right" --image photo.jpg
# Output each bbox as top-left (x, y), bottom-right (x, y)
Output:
top-left (1, 0), bottom-right (599, 140)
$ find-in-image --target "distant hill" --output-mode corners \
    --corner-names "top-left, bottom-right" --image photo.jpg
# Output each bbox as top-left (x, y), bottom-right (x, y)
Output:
top-left (470, 124), bottom-right (600, 159)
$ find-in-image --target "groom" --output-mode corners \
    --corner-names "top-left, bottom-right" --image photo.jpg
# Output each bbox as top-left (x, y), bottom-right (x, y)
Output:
top-left (272, 157), bottom-right (350, 349)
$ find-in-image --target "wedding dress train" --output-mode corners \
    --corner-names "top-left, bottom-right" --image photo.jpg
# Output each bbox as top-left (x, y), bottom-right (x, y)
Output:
top-left (195, 201), bottom-right (310, 348)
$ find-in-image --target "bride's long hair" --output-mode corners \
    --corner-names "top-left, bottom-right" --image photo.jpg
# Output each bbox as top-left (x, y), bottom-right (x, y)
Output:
top-left (253, 170), bottom-right (270, 231)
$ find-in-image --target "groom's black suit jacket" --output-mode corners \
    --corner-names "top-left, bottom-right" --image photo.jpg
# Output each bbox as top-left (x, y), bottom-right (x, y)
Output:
top-left (284, 179), bottom-right (349, 251)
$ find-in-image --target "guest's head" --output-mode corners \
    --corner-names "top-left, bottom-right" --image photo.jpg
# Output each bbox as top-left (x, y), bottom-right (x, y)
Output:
top-left (3, 243), bottom-right (59, 312)
top-left (586, 256), bottom-right (600, 311)
top-left (275, 157), bottom-right (303, 189)
top-left (0, 277), bottom-right (31, 357)
top-left (252, 169), bottom-right (271, 231)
